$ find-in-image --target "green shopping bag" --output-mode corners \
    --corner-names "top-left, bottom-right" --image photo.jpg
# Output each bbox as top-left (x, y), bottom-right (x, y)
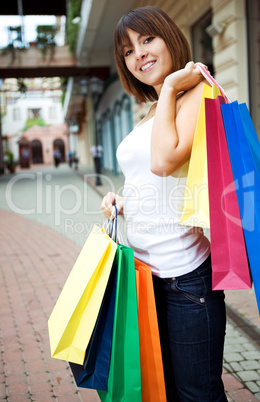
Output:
top-left (99, 244), bottom-right (142, 402)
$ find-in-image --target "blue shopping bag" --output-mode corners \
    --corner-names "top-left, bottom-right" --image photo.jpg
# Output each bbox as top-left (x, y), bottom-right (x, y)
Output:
top-left (69, 263), bottom-right (118, 390)
top-left (239, 103), bottom-right (260, 176)
top-left (221, 101), bottom-right (260, 312)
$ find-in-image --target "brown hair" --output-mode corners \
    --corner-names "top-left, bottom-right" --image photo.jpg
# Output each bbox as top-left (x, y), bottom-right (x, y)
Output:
top-left (114, 6), bottom-right (191, 103)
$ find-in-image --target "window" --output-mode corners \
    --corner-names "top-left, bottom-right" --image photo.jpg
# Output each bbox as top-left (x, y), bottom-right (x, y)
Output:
top-left (13, 108), bottom-right (20, 121)
top-left (192, 11), bottom-right (214, 75)
top-left (28, 108), bottom-right (42, 119)
top-left (49, 106), bottom-right (56, 120)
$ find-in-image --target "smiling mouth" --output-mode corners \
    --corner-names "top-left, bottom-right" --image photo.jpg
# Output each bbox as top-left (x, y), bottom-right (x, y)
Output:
top-left (140, 61), bottom-right (156, 71)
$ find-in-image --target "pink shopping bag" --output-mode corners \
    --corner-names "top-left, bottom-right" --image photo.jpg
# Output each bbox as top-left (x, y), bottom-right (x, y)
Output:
top-left (205, 96), bottom-right (251, 290)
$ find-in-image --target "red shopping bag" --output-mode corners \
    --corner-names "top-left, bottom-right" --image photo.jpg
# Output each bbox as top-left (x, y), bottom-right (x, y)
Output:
top-left (205, 96), bottom-right (251, 290)
top-left (135, 258), bottom-right (167, 402)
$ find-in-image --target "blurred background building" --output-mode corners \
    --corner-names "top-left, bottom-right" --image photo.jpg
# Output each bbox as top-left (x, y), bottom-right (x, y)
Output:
top-left (0, 0), bottom-right (259, 175)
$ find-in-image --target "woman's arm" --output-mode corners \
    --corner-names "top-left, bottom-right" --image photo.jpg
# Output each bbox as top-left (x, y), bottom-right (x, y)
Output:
top-left (101, 192), bottom-right (124, 219)
top-left (151, 62), bottom-right (206, 176)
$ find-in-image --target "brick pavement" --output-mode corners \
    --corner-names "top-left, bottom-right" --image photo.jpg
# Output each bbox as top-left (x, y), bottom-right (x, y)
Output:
top-left (0, 209), bottom-right (99, 401)
top-left (224, 322), bottom-right (260, 400)
top-left (0, 208), bottom-right (259, 401)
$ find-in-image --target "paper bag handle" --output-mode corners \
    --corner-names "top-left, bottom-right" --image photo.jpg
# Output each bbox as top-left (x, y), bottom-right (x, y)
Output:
top-left (196, 63), bottom-right (231, 102)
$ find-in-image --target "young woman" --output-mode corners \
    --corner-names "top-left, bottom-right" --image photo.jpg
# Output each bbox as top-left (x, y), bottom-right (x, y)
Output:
top-left (101, 7), bottom-right (227, 402)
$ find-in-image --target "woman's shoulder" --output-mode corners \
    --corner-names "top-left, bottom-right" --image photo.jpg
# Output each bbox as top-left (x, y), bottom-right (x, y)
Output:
top-left (182, 80), bottom-right (209, 101)
top-left (136, 102), bottom-right (157, 128)
top-left (176, 80), bottom-right (210, 114)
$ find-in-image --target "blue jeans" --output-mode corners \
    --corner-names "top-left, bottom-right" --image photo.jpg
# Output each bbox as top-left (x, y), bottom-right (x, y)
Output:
top-left (152, 255), bottom-right (227, 402)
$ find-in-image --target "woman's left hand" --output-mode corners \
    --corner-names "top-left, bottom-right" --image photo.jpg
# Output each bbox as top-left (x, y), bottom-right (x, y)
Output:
top-left (101, 192), bottom-right (124, 219)
top-left (151, 61), bottom-right (208, 176)
top-left (163, 61), bottom-right (207, 95)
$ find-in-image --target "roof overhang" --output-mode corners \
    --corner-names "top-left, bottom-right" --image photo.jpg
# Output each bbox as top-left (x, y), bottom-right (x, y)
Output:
top-left (76, 0), bottom-right (135, 67)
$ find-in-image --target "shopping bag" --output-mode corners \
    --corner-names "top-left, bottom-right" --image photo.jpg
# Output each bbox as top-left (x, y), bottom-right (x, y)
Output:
top-left (48, 224), bottom-right (117, 364)
top-left (205, 96), bottom-right (251, 290)
top-left (135, 258), bottom-right (166, 402)
top-left (69, 263), bottom-right (118, 390)
top-left (180, 83), bottom-right (222, 228)
top-left (221, 101), bottom-right (260, 311)
top-left (239, 103), bottom-right (260, 176)
top-left (99, 244), bottom-right (142, 402)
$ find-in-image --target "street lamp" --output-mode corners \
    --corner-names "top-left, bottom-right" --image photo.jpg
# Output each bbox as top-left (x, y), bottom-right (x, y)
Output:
top-left (88, 77), bottom-right (104, 99)
top-left (79, 76), bottom-right (104, 107)
top-left (79, 79), bottom-right (88, 98)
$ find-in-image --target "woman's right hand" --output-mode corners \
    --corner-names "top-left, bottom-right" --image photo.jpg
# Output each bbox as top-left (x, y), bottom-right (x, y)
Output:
top-left (101, 192), bottom-right (124, 219)
top-left (163, 61), bottom-right (205, 95)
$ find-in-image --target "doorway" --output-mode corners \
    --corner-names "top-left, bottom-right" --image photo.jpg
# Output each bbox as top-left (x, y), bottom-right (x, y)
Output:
top-left (192, 11), bottom-right (214, 75)
top-left (31, 139), bottom-right (43, 164)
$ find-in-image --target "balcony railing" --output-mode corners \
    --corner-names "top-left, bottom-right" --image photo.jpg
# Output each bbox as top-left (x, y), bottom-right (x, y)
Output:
top-left (0, 15), bottom-right (66, 50)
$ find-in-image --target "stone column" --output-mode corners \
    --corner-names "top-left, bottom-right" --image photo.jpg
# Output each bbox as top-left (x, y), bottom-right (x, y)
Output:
top-left (212, 0), bottom-right (249, 103)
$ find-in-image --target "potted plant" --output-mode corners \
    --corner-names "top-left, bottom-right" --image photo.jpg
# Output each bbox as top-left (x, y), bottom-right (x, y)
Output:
top-left (36, 25), bottom-right (56, 60)
top-left (4, 151), bottom-right (18, 173)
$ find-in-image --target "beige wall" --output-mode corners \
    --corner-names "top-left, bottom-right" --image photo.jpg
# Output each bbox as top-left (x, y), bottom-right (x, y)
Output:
top-left (212, 0), bottom-right (249, 104)
top-left (168, 0), bottom-right (249, 104)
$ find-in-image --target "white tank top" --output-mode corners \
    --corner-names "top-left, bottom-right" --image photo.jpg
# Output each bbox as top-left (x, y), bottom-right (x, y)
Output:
top-left (116, 117), bottom-right (210, 278)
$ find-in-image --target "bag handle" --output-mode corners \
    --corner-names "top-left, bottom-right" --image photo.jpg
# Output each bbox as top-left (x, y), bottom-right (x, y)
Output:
top-left (196, 63), bottom-right (231, 102)
top-left (109, 205), bottom-right (118, 242)
top-left (103, 205), bottom-right (117, 240)
top-left (104, 205), bottom-right (124, 244)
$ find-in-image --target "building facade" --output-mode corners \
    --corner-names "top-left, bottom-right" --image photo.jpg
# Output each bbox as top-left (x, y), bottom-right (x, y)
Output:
top-left (2, 77), bottom-right (69, 167)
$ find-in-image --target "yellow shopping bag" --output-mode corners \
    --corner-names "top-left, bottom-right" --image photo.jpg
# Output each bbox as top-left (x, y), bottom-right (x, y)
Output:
top-left (180, 84), bottom-right (221, 228)
top-left (48, 225), bottom-right (117, 365)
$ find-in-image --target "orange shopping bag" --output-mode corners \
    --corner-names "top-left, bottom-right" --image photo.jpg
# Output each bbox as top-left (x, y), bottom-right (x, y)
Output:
top-left (135, 258), bottom-right (166, 402)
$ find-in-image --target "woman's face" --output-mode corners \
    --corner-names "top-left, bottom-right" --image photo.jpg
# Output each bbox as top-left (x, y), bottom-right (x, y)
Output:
top-left (123, 29), bottom-right (174, 95)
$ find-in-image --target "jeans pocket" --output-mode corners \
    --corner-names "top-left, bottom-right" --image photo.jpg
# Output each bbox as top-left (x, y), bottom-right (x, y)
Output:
top-left (171, 277), bottom-right (206, 305)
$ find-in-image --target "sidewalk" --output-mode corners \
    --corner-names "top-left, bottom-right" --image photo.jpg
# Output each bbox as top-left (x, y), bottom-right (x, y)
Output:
top-left (0, 209), bottom-right (100, 402)
top-left (0, 164), bottom-right (259, 401)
